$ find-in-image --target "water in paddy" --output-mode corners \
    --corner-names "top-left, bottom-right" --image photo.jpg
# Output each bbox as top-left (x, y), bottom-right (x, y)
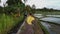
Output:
top-left (41, 17), bottom-right (60, 24)
top-left (34, 14), bottom-right (60, 34)
top-left (41, 21), bottom-right (60, 34)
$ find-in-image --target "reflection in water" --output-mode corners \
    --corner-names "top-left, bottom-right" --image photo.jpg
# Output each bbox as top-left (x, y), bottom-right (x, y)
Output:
top-left (41, 17), bottom-right (60, 24)
top-left (34, 14), bottom-right (43, 18)
top-left (41, 22), bottom-right (60, 34)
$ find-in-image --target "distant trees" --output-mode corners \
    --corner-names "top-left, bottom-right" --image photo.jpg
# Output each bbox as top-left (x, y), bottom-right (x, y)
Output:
top-left (24, 5), bottom-right (36, 14)
top-left (24, 4), bottom-right (36, 14)
top-left (32, 4), bottom-right (36, 9)
top-left (35, 7), bottom-right (60, 12)
top-left (25, 5), bottom-right (32, 13)
top-left (32, 4), bottom-right (36, 13)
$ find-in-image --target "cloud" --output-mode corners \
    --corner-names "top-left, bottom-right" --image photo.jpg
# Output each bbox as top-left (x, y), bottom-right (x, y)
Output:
top-left (25, 0), bottom-right (45, 8)
top-left (45, 0), bottom-right (60, 9)
top-left (0, 0), bottom-right (7, 7)
top-left (25, 0), bottom-right (60, 9)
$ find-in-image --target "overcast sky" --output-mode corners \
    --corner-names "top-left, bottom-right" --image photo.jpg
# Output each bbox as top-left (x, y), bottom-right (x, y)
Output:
top-left (0, 0), bottom-right (7, 7)
top-left (0, 0), bottom-right (60, 9)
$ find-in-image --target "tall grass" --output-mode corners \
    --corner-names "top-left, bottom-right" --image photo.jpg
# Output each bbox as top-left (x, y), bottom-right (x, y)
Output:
top-left (0, 14), bottom-right (24, 34)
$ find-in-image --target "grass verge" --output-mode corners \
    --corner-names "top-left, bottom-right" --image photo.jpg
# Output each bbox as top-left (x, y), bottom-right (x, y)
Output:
top-left (0, 13), bottom-right (24, 34)
top-left (37, 18), bottom-right (50, 34)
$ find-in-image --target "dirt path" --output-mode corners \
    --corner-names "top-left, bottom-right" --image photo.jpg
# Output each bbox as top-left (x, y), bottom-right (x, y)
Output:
top-left (16, 19), bottom-right (44, 34)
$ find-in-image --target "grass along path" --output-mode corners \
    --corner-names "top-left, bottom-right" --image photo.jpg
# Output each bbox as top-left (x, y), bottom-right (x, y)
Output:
top-left (0, 14), bottom-right (24, 34)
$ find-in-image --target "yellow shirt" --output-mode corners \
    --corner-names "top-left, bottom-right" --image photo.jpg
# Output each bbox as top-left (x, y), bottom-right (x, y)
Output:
top-left (26, 15), bottom-right (35, 25)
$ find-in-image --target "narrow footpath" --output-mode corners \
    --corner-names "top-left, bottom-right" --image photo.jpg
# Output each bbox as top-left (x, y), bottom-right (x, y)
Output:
top-left (16, 15), bottom-right (44, 34)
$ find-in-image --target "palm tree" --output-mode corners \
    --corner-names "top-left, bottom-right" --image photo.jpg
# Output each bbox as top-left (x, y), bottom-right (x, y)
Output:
top-left (32, 4), bottom-right (36, 9)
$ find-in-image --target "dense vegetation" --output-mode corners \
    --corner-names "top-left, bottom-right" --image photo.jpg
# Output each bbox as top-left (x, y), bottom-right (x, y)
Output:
top-left (0, 0), bottom-right (25, 34)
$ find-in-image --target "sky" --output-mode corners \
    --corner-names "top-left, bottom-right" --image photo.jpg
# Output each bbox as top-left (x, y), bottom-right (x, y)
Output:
top-left (0, 0), bottom-right (60, 9)
top-left (0, 0), bottom-right (7, 7)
